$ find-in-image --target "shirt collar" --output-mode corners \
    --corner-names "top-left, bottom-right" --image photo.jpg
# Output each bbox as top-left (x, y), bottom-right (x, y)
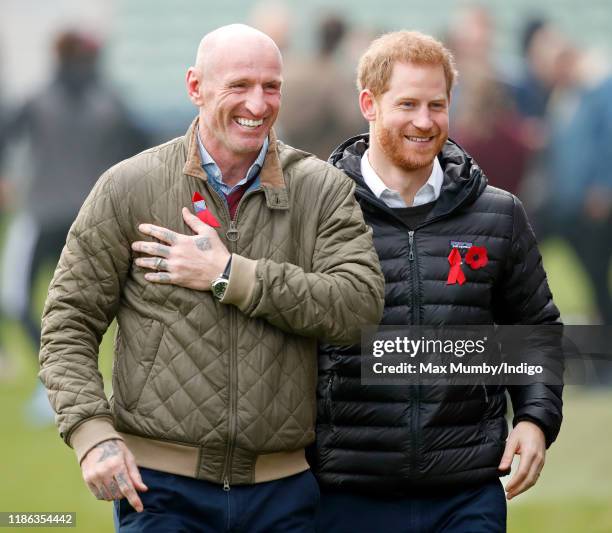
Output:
top-left (361, 149), bottom-right (443, 207)
top-left (197, 131), bottom-right (268, 190)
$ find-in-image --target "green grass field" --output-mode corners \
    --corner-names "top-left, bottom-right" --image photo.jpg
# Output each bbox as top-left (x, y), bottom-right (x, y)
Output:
top-left (0, 238), bottom-right (610, 532)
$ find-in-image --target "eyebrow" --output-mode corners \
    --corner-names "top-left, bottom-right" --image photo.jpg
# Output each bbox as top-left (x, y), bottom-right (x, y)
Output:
top-left (226, 78), bottom-right (251, 86)
top-left (225, 77), bottom-right (282, 87)
top-left (395, 95), bottom-right (448, 103)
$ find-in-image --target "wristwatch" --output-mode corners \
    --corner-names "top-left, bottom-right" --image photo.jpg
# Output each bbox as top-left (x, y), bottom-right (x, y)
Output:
top-left (211, 256), bottom-right (232, 300)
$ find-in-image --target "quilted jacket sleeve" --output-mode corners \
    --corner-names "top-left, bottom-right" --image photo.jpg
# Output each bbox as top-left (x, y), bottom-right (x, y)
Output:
top-left (492, 196), bottom-right (564, 448)
top-left (39, 170), bottom-right (130, 461)
top-left (222, 174), bottom-right (384, 345)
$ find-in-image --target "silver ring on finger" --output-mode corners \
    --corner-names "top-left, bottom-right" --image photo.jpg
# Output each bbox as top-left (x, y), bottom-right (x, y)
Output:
top-left (155, 257), bottom-right (163, 271)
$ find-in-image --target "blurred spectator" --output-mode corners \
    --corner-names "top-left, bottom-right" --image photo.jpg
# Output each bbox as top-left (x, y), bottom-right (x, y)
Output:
top-left (279, 14), bottom-right (366, 159)
top-left (513, 18), bottom-right (555, 119)
top-left (451, 65), bottom-right (533, 196)
top-left (0, 30), bottom-right (150, 422)
top-left (447, 4), bottom-right (495, 73)
top-left (506, 18), bottom-right (560, 218)
top-left (249, 0), bottom-right (292, 53)
top-left (447, 4), bottom-right (533, 196)
top-left (539, 36), bottom-right (612, 324)
top-left (0, 56), bottom-right (15, 383)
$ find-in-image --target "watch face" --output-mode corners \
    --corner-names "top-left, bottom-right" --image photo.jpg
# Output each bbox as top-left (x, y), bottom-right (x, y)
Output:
top-left (212, 279), bottom-right (229, 300)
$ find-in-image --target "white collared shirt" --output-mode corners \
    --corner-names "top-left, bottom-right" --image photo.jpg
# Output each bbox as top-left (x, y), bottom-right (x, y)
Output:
top-left (361, 149), bottom-right (443, 207)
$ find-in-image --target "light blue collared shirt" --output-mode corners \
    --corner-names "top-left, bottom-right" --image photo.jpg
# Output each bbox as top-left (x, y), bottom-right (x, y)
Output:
top-left (197, 132), bottom-right (268, 197)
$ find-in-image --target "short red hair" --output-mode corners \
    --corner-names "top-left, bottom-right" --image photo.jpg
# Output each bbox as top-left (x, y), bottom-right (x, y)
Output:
top-left (357, 30), bottom-right (458, 97)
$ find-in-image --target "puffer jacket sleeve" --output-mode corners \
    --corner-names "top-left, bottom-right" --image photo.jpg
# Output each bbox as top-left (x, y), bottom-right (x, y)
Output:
top-left (492, 196), bottom-right (563, 448)
top-left (222, 172), bottom-right (384, 345)
top-left (39, 170), bottom-right (130, 461)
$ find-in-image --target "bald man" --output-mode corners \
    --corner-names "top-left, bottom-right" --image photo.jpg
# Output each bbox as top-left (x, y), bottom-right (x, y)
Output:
top-left (39, 24), bottom-right (384, 532)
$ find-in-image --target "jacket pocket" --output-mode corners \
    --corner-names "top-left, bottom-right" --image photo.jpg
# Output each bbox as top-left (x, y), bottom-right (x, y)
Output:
top-left (113, 318), bottom-right (165, 410)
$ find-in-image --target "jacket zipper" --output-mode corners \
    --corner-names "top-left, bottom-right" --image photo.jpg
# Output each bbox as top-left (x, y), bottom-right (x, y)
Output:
top-left (408, 229), bottom-right (421, 478)
top-left (207, 184), bottom-right (263, 491)
top-left (222, 304), bottom-right (237, 492)
top-left (325, 373), bottom-right (335, 423)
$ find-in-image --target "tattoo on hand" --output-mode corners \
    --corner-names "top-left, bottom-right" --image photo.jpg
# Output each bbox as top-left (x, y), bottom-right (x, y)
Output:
top-left (157, 244), bottom-right (170, 256)
top-left (109, 480), bottom-right (121, 499)
top-left (116, 472), bottom-right (128, 488)
top-left (97, 440), bottom-right (120, 462)
top-left (164, 231), bottom-right (177, 245)
top-left (195, 237), bottom-right (211, 251)
top-left (158, 273), bottom-right (171, 282)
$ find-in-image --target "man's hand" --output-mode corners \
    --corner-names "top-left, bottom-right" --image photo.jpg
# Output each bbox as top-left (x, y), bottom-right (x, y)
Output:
top-left (132, 207), bottom-right (231, 290)
top-left (498, 420), bottom-right (546, 500)
top-left (81, 439), bottom-right (148, 511)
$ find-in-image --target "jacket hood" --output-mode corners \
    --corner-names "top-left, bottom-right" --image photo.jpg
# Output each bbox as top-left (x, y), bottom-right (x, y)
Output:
top-left (329, 133), bottom-right (488, 220)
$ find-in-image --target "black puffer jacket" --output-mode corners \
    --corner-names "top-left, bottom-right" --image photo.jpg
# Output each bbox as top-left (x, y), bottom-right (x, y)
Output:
top-left (310, 135), bottom-right (563, 493)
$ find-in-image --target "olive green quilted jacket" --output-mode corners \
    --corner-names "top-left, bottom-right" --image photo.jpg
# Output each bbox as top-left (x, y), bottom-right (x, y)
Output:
top-left (39, 119), bottom-right (384, 485)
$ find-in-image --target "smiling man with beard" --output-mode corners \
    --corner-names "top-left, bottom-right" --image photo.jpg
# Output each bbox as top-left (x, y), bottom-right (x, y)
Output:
top-left (310, 31), bottom-right (563, 532)
top-left (38, 24), bottom-right (384, 532)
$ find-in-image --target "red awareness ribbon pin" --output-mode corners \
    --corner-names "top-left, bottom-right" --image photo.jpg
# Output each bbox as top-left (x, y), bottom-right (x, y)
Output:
top-left (446, 248), bottom-right (466, 285)
top-left (192, 192), bottom-right (221, 228)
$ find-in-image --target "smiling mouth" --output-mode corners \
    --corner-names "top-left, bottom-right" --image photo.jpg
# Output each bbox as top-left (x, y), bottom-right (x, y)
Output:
top-left (405, 135), bottom-right (435, 143)
top-left (235, 117), bottom-right (264, 128)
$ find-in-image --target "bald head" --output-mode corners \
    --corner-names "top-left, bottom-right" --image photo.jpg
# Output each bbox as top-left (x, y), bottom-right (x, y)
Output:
top-left (195, 24), bottom-right (282, 76)
top-left (185, 24), bottom-right (283, 170)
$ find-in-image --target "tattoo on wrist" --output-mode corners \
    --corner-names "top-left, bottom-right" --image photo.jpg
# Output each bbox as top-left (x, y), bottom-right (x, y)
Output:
top-left (195, 237), bottom-right (212, 251)
top-left (97, 440), bottom-right (120, 462)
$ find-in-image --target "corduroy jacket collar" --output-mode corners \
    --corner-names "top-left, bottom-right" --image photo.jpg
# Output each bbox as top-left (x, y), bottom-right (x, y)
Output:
top-left (182, 117), bottom-right (286, 191)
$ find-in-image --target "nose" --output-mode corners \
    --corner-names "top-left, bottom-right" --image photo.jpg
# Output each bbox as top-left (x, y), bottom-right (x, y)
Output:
top-left (245, 86), bottom-right (266, 117)
top-left (412, 107), bottom-right (434, 131)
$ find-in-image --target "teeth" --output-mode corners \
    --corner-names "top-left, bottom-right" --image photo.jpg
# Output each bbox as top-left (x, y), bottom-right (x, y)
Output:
top-left (407, 136), bottom-right (432, 143)
top-left (236, 117), bottom-right (263, 128)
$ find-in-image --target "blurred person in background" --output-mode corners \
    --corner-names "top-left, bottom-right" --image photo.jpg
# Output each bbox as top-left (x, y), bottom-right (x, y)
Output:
top-left (447, 4), bottom-right (534, 197)
top-left (450, 70), bottom-right (534, 197)
top-left (513, 18), bottom-right (555, 121)
top-left (279, 14), bottom-right (366, 160)
top-left (0, 47), bottom-right (17, 383)
top-left (249, 0), bottom-right (292, 54)
top-left (310, 30), bottom-right (563, 532)
top-left (535, 28), bottom-right (612, 325)
top-left (0, 30), bottom-right (150, 424)
top-left (505, 18), bottom-right (559, 224)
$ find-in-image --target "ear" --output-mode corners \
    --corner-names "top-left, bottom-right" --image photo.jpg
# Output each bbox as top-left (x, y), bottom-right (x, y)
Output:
top-left (186, 67), bottom-right (204, 106)
top-left (359, 89), bottom-right (378, 122)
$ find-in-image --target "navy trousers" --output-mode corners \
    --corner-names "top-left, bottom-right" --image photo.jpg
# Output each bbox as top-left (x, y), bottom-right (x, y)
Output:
top-left (316, 479), bottom-right (507, 533)
top-left (113, 468), bottom-right (320, 532)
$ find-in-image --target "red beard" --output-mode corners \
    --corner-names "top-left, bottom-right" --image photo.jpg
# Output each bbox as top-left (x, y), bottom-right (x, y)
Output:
top-left (375, 123), bottom-right (447, 172)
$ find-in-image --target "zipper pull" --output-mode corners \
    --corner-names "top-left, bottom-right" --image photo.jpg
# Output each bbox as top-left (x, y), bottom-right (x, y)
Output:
top-left (226, 221), bottom-right (239, 242)
top-left (408, 231), bottom-right (415, 261)
top-left (223, 477), bottom-right (231, 492)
